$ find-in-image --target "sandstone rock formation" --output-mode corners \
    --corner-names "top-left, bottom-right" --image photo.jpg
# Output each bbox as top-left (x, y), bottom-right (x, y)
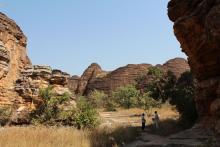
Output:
top-left (72, 63), bottom-right (152, 95)
top-left (15, 66), bottom-right (71, 107)
top-left (75, 63), bottom-right (107, 95)
top-left (85, 63), bottom-right (152, 95)
top-left (70, 58), bottom-right (190, 96)
top-left (161, 58), bottom-right (190, 78)
top-left (168, 0), bottom-right (220, 133)
top-left (0, 12), bottom-right (30, 107)
top-left (0, 13), bottom-right (73, 124)
top-left (67, 75), bottom-right (80, 95)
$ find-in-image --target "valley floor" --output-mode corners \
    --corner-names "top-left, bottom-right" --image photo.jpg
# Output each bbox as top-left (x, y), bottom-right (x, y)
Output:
top-left (1, 105), bottom-right (216, 147)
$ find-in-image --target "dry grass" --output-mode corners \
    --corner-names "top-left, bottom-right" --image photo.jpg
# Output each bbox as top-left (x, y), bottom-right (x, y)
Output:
top-left (0, 126), bottom-right (90, 147)
top-left (100, 103), bottom-right (179, 127)
top-left (146, 102), bottom-right (179, 123)
top-left (0, 104), bottom-right (178, 147)
top-left (0, 125), bottom-right (139, 147)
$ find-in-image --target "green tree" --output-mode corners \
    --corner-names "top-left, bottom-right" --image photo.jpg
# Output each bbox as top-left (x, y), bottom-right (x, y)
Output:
top-left (31, 86), bottom-right (71, 125)
top-left (88, 90), bottom-right (108, 108)
top-left (74, 97), bottom-right (100, 129)
top-left (31, 87), bottom-right (100, 129)
top-left (144, 70), bottom-right (176, 102)
top-left (113, 85), bottom-right (139, 109)
top-left (170, 71), bottom-right (198, 126)
top-left (138, 93), bottom-right (161, 111)
top-left (148, 66), bottom-right (163, 78)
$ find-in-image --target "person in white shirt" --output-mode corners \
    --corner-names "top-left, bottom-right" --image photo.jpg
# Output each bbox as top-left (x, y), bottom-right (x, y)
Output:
top-left (153, 111), bottom-right (159, 129)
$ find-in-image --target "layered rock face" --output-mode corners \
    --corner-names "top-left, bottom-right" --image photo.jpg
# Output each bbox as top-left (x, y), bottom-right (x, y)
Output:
top-left (0, 12), bottom-right (30, 107)
top-left (0, 13), bottom-right (73, 121)
top-left (85, 63), bottom-right (152, 95)
top-left (67, 75), bottom-right (80, 95)
top-left (168, 0), bottom-right (220, 133)
top-left (15, 66), bottom-right (71, 107)
top-left (70, 58), bottom-right (190, 95)
top-left (161, 58), bottom-right (190, 78)
top-left (75, 63), bottom-right (107, 95)
top-left (71, 63), bottom-right (151, 95)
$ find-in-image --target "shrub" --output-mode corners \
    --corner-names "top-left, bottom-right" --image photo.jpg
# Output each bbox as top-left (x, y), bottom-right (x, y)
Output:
top-left (87, 90), bottom-right (108, 108)
top-left (148, 66), bottom-right (163, 78)
top-left (75, 97), bottom-right (100, 129)
top-left (30, 86), bottom-right (72, 125)
top-left (113, 85), bottom-right (139, 109)
top-left (104, 99), bottom-right (117, 111)
top-left (144, 70), bottom-right (176, 102)
top-left (31, 87), bottom-right (100, 129)
top-left (137, 69), bottom-right (198, 127)
top-left (170, 71), bottom-right (198, 127)
top-left (58, 106), bottom-right (76, 126)
top-left (138, 93), bottom-right (161, 111)
top-left (0, 107), bottom-right (11, 126)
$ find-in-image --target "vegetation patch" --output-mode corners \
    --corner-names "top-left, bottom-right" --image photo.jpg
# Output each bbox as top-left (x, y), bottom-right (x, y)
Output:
top-left (31, 86), bottom-right (99, 129)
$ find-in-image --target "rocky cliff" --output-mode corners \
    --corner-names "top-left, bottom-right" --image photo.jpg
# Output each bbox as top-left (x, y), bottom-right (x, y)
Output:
top-left (85, 63), bottom-right (152, 95)
top-left (0, 12), bottom-right (30, 107)
top-left (75, 63), bottom-right (107, 95)
top-left (70, 58), bottom-right (190, 96)
top-left (0, 13), bottom-right (73, 123)
top-left (15, 66), bottom-right (71, 105)
top-left (168, 0), bottom-right (220, 133)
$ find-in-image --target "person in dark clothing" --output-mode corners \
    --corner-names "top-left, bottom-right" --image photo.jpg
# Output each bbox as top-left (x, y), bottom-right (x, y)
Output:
top-left (141, 113), bottom-right (146, 131)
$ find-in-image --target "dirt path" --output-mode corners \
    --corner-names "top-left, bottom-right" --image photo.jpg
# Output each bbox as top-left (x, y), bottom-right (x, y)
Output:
top-left (99, 108), bottom-right (173, 147)
top-left (99, 109), bottom-right (217, 147)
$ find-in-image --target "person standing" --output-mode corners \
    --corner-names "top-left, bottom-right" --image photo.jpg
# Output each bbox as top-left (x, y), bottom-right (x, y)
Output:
top-left (141, 113), bottom-right (146, 131)
top-left (154, 111), bottom-right (159, 129)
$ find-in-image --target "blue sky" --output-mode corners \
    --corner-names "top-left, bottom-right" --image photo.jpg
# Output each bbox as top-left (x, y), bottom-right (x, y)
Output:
top-left (0, 0), bottom-right (186, 75)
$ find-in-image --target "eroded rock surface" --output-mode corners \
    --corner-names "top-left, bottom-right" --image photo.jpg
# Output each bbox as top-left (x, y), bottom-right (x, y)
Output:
top-left (73, 63), bottom-right (151, 95)
top-left (67, 75), bottom-right (80, 95)
top-left (168, 0), bottom-right (220, 133)
top-left (75, 63), bottom-right (107, 95)
top-left (161, 58), bottom-right (190, 78)
top-left (0, 13), bottom-right (73, 124)
top-left (70, 58), bottom-right (189, 95)
top-left (0, 12), bottom-right (30, 107)
top-left (15, 65), bottom-right (71, 107)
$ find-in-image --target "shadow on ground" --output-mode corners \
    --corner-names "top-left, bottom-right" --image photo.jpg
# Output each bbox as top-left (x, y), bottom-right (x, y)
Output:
top-left (146, 118), bottom-right (185, 136)
top-left (89, 125), bottom-right (141, 147)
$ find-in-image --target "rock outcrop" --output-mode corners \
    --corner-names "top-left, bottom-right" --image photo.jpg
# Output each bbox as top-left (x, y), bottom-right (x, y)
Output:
top-left (15, 66), bottom-right (71, 107)
top-left (75, 63), bottom-right (107, 95)
top-left (67, 75), bottom-right (80, 95)
top-left (70, 58), bottom-right (189, 95)
top-left (168, 0), bottom-right (220, 133)
top-left (161, 58), bottom-right (190, 78)
top-left (0, 12), bottom-right (30, 107)
top-left (85, 63), bottom-right (152, 95)
top-left (0, 13), bottom-right (73, 124)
